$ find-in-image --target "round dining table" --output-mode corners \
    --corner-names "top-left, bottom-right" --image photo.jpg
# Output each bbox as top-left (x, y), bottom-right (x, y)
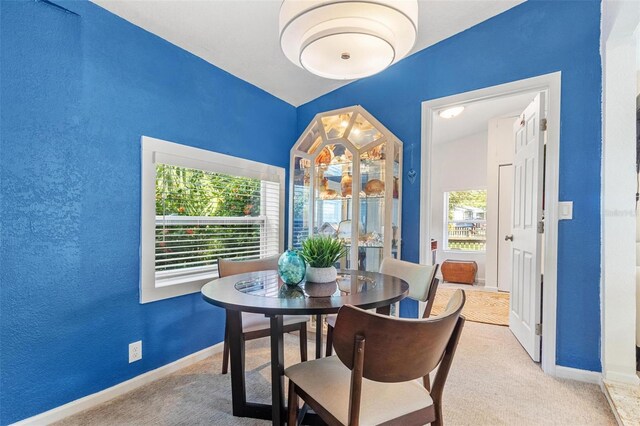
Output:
top-left (201, 269), bottom-right (409, 425)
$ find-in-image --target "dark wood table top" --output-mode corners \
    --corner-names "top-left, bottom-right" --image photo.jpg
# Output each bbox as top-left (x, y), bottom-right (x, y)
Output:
top-left (201, 269), bottom-right (409, 315)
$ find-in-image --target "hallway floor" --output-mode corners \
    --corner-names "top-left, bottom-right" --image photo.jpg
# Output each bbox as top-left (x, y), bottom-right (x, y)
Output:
top-left (433, 285), bottom-right (509, 326)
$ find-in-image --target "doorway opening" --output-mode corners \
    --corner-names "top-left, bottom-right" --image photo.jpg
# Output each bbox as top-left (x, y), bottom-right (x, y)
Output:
top-left (420, 73), bottom-right (561, 375)
top-left (428, 91), bottom-right (540, 327)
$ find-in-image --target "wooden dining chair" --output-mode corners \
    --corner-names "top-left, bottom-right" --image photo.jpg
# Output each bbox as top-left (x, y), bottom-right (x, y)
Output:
top-left (286, 290), bottom-right (466, 426)
top-left (325, 259), bottom-right (440, 356)
top-left (218, 256), bottom-right (309, 374)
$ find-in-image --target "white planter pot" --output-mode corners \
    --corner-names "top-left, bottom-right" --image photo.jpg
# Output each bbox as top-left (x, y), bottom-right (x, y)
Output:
top-left (306, 266), bottom-right (337, 283)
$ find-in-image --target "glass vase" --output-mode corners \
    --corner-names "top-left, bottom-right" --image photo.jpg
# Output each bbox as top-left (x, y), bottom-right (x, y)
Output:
top-left (278, 250), bottom-right (306, 286)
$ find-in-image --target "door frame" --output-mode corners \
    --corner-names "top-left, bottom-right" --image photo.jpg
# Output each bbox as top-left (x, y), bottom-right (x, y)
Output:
top-left (419, 72), bottom-right (561, 375)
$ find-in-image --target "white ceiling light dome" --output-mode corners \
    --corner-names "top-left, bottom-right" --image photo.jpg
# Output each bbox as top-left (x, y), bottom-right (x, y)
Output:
top-left (439, 106), bottom-right (465, 119)
top-left (279, 0), bottom-right (419, 80)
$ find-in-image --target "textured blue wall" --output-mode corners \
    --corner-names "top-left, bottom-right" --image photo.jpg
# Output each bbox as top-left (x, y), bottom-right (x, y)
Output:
top-left (0, 1), bottom-right (296, 423)
top-left (297, 0), bottom-right (602, 371)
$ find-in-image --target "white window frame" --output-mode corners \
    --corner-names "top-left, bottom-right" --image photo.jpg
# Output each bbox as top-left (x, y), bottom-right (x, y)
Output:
top-left (140, 136), bottom-right (285, 303)
top-left (443, 189), bottom-right (487, 253)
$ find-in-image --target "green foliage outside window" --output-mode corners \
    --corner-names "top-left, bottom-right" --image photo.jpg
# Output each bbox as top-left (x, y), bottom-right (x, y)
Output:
top-left (155, 164), bottom-right (264, 271)
top-left (156, 164), bottom-right (260, 217)
top-left (447, 190), bottom-right (487, 252)
top-left (447, 190), bottom-right (487, 220)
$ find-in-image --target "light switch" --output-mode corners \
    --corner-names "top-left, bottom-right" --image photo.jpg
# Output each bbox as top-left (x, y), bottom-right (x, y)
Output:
top-left (558, 201), bottom-right (573, 220)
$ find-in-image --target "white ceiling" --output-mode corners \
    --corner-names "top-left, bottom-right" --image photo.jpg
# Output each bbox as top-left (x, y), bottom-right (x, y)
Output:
top-left (91, 0), bottom-right (524, 106)
top-left (432, 91), bottom-right (537, 144)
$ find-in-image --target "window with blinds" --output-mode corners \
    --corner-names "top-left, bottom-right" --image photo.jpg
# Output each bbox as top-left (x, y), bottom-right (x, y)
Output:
top-left (140, 136), bottom-right (284, 303)
top-left (154, 164), bottom-right (280, 287)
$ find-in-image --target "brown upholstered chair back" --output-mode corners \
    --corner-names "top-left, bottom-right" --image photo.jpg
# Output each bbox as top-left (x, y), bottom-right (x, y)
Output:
top-left (218, 255), bottom-right (280, 278)
top-left (333, 290), bottom-right (465, 383)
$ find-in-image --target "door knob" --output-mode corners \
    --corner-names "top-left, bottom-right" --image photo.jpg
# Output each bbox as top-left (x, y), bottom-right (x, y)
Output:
top-left (505, 234), bottom-right (514, 241)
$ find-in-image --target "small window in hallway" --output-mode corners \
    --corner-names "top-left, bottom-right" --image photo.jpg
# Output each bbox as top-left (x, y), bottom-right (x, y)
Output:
top-left (444, 190), bottom-right (487, 251)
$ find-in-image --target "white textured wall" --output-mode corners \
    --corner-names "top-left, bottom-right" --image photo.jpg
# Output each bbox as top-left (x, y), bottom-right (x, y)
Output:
top-left (430, 131), bottom-right (488, 283)
top-left (636, 202), bottom-right (640, 347)
top-left (485, 116), bottom-right (517, 290)
top-left (637, 60), bottom-right (640, 351)
top-left (637, 52), bottom-right (640, 352)
top-left (601, 0), bottom-right (640, 384)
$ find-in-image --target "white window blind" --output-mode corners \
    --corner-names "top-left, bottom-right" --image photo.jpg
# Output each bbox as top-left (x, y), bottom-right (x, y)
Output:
top-left (155, 164), bottom-right (280, 288)
top-left (140, 136), bottom-right (284, 303)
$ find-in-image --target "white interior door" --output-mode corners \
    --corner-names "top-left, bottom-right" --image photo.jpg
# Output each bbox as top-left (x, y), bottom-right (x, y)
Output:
top-left (509, 93), bottom-right (544, 362)
top-left (498, 164), bottom-right (513, 292)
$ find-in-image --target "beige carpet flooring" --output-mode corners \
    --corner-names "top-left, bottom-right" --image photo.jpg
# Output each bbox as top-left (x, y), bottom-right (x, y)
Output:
top-left (57, 322), bottom-right (614, 426)
top-left (432, 287), bottom-right (510, 326)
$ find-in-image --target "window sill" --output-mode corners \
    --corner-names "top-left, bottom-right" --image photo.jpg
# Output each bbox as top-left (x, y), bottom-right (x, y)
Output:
top-left (155, 270), bottom-right (218, 288)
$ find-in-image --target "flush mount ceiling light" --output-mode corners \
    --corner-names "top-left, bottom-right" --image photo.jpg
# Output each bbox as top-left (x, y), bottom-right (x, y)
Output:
top-left (279, 0), bottom-right (419, 80)
top-left (438, 106), bottom-right (465, 119)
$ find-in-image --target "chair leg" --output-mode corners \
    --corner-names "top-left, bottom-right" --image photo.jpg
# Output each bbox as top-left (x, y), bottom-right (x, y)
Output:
top-left (287, 381), bottom-right (298, 425)
top-left (299, 324), bottom-right (308, 362)
top-left (431, 400), bottom-right (443, 426)
top-left (325, 324), bottom-right (334, 357)
top-left (222, 324), bottom-right (230, 375)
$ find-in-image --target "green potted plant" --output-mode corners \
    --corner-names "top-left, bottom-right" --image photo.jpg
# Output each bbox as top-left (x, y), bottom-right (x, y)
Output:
top-left (300, 236), bottom-right (347, 283)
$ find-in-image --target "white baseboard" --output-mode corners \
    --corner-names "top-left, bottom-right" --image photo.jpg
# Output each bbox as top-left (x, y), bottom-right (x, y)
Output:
top-left (603, 371), bottom-right (640, 385)
top-left (440, 278), bottom-right (488, 286)
top-left (555, 365), bottom-right (602, 385)
top-left (12, 342), bottom-right (225, 426)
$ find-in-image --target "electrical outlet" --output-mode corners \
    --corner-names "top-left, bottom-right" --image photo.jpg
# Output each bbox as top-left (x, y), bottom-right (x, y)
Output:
top-left (129, 340), bottom-right (142, 363)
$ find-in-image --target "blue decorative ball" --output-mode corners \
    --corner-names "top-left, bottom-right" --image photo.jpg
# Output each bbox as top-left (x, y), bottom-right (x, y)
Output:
top-left (278, 250), bottom-right (306, 286)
